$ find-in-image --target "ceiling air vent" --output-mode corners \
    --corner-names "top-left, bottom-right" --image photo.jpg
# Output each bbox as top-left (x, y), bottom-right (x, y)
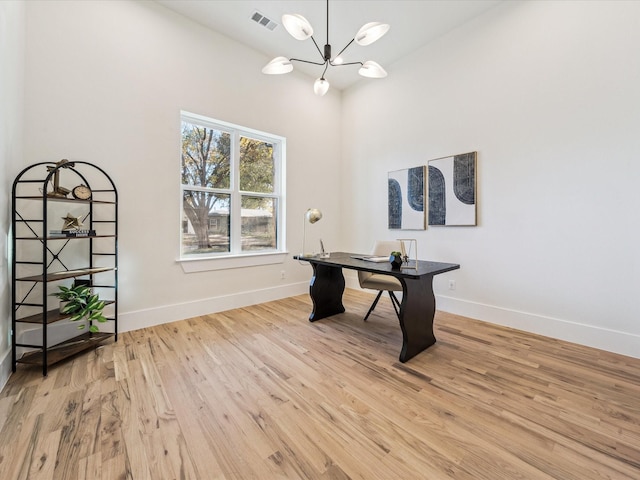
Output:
top-left (251, 11), bottom-right (278, 31)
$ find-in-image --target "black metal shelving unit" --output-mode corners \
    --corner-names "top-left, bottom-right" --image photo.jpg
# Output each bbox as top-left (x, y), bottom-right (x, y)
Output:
top-left (11, 160), bottom-right (118, 376)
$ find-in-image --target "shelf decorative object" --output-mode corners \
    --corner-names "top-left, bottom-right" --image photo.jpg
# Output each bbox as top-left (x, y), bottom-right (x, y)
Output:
top-left (49, 229), bottom-right (96, 238)
top-left (46, 159), bottom-right (73, 198)
top-left (50, 285), bottom-right (108, 332)
top-left (11, 159), bottom-right (118, 376)
top-left (61, 212), bottom-right (84, 231)
top-left (72, 184), bottom-right (92, 200)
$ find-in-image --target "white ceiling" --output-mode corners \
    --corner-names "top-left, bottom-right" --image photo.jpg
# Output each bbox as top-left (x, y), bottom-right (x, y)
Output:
top-left (155, 0), bottom-right (502, 90)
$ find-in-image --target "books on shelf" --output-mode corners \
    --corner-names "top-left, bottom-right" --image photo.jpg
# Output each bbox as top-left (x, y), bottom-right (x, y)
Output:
top-left (49, 229), bottom-right (96, 237)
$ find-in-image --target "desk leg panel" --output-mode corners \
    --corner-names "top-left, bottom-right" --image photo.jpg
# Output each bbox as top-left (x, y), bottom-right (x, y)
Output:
top-left (308, 264), bottom-right (346, 322)
top-left (398, 275), bottom-right (437, 362)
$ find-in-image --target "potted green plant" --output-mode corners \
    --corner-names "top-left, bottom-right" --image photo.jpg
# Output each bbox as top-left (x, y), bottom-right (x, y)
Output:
top-left (51, 284), bottom-right (107, 333)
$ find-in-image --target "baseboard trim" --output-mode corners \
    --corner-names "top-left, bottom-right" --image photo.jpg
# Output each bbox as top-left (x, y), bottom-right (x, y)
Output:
top-left (120, 282), bottom-right (309, 332)
top-left (435, 295), bottom-right (640, 360)
top-left (0, 349), bottom-right (12, 392)
top-left (348, 271), bottom-right (639, 359)
top-left (117, 276), bottom-right (640, 361)
top-left (5, 278), bottom-right (634, 392)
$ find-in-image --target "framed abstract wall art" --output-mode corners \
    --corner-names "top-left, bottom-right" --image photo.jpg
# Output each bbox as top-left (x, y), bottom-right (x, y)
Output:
top-left (428, 151), bottom-right (477, 226)
top-left (388, 166), bottom-right (426, 230)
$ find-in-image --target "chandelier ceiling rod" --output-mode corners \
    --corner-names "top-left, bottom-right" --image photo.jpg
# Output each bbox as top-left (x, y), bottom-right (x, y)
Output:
top-left (261, 0), bottom-right (390, 96)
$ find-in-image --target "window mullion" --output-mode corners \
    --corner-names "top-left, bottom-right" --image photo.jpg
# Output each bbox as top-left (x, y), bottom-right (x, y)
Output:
top-left (230, 131), bottom-right (242, 255)
top-left (273, 141), bottom-right (284, 251)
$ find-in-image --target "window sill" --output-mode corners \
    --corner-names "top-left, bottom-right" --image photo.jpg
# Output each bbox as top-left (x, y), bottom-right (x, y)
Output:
top-left (178, 251), bottom-right (288, 273)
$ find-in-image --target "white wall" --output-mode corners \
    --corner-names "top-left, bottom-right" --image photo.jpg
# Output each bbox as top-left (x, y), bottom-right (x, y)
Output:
top-left (0, 1), bottom-right (25, 389)
top-left (342, 0), bottom-right (640, 358)
top-left (21, 0), bottom-right (342, 332)
top-left (6, 0), bottom-right (637, 389)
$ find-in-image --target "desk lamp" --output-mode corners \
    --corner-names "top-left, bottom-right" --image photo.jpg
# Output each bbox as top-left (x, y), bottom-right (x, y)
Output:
top-left (301, 208), bottom-right (322, 257)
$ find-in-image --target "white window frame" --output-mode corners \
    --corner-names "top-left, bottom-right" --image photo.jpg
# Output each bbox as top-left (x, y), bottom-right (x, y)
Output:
top-left (178, 111), bottom-right (287, 272)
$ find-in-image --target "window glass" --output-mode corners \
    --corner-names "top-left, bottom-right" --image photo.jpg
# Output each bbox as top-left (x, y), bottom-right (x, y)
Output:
top-left (181, 122), bottom-right (230, 189)
top-left (182, 191), bottom-right (230, 255)
top-left (241, 197), bottom-right (276, 251)
top-left (240, 136), bottom-right (274, 193)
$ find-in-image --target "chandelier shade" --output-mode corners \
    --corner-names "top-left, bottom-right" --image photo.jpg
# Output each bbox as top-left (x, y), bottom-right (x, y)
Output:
top-left (355, 22), bottom-right (391, 46)
top-left (262, 0), bottom-right (389, 96)
top-left (313, 78), bottom-right (330, 96)
top-left (282, 13), bottom-right (314, 40)
top-left (358, 60), bottom-right (387, 78)
top-left (262, 56), bottom-right (293, 74)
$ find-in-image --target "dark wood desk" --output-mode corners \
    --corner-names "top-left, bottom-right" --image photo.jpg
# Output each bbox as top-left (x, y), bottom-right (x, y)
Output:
top-left (295, 252), bottom-right (460, 362)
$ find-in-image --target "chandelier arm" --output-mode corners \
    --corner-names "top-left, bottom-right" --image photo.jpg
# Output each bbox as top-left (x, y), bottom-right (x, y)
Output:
top-left (310, 36), bottom-right (325, 60)
top-left (334, 38), bottom-right (355, 59)
top-left (289, 58), bottom-right (328, 67)
top-left (329, 60), bottom-right (364, 67)
top-left (321, 62), bottom-right (329, 78)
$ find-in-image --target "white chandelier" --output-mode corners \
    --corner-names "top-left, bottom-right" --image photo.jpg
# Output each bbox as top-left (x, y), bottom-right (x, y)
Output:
top-left (262, 0), bottom-right (390, 96)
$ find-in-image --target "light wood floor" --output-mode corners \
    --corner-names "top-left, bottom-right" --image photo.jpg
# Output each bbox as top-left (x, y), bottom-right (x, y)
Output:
top-left (1, 289), bottom-right (639, 480)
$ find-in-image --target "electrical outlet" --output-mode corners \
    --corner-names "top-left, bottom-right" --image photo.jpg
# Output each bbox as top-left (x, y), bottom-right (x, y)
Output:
top-left (280, 270), bottom-right (286, 280)
top-left (448, 280), bottom-right (456, 290)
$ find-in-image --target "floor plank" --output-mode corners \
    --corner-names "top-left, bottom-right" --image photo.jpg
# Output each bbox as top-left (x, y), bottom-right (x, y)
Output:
top-left (1, 289), bottom-right (639, 479)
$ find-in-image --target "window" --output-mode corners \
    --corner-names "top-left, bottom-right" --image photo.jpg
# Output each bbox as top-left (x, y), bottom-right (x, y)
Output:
top-left (180, 112), bottom-right (285, 261)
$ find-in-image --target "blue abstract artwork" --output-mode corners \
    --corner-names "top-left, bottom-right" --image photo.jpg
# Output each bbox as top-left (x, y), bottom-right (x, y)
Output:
top-left (388, 166), bottom-right (426, 230)
top-left (428, 152), bottom-right (476, 226)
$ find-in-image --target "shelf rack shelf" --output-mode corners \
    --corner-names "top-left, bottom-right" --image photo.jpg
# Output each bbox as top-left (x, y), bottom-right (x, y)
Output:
top-left (16, 267), bottom-right (116, 283)
top-left (16, 333), bottom-right (114, 366)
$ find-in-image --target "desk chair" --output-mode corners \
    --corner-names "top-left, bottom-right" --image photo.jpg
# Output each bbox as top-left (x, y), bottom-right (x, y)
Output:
top-left (358, 240), bottom-right (403, 321)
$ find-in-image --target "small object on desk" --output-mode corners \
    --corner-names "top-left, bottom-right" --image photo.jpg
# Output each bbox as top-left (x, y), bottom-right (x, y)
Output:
top-left (389, 251), bottom-right (403, 269)
top-left (397, 238), bottom-right (418, 270)
top-left (318, 239), bottom-right (330, 258)
top-left (350, 255), bottom-right (389, 262)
